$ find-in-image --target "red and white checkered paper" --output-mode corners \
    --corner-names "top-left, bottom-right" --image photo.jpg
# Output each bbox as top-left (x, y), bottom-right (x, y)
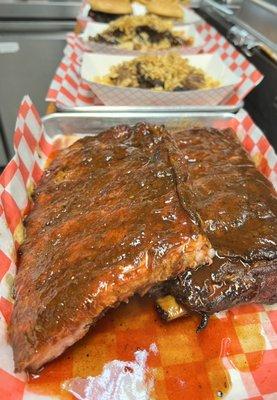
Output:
top-left (46, 22), bottom-right (263, 109)
top-left (0, 97), bottom-right (276, 400)
top-left (76, 0), bottom-right (94, 31)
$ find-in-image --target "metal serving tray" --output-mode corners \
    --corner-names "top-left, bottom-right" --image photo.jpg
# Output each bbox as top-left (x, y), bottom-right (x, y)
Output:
top-left (42, 110), bottom-right (239, 138)
top-left (55, 103), bottom-right (244, 114)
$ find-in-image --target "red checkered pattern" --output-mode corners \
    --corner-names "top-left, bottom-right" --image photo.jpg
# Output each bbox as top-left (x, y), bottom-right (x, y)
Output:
top-left (198, 23), bottom-right (263, 105)
top-left (46, 54), bottom-right (102, 108)
top-left (46, 22), bottom-right (263, 109)
top-left (76, 0), bottom-right (92, 30)
top-left (0, 98), bottom-right (276, 400)
top-left (46, 35), bottom-right (102, 107)
top-left (232, 109), bottom-right (277, 186)
top-left (0, 96), bottom-right (53, 400)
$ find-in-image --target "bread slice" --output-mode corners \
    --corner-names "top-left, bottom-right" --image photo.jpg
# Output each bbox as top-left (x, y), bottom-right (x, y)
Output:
top-left (89, 0), bottom-right (132, 15)
top-left (147, 0), bottom-right (183, 19)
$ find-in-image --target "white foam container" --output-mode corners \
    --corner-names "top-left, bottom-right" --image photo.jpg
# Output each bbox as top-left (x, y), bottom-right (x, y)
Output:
top-left (81, 52), bottom-right (242, 106)
top-left (81, 21), bottom-right (205, 55)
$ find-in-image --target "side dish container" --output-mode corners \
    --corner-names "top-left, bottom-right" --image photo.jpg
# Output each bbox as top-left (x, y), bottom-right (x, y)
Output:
top-left (80, 52), bottom-right (241, 106)
top-left (80, 22), bottom-right (205, 55)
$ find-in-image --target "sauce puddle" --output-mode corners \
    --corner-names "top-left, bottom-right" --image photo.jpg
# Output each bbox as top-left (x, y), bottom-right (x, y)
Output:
top-left (27, 297), bottom-right (265, 400)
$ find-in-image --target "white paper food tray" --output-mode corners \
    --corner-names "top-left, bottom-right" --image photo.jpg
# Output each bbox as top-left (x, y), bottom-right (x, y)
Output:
top-left (81, 52), bottom-right (241, 106)
top-left (81, 22), bottom-right (205, 55)
top-left (178, 7), bottom-right (202, 25)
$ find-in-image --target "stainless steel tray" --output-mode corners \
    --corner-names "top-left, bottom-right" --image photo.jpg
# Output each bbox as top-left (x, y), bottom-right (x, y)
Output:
top-left (42, 110), bottom-right (239, 138)
top-left (56, 103), bottom-right (244, 114)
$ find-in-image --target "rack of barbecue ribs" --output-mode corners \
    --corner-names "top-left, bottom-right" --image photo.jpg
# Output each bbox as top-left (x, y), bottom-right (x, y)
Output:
top-left (9, 124), bottom-right (213, 373)
top-left (9, 123), bottom-right (277, 373)
top-left (154, 127), bottom-right (277, 329)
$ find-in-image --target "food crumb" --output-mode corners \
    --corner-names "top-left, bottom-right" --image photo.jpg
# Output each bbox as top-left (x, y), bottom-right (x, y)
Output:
top-left (124, 366), bottom-right (134, 373)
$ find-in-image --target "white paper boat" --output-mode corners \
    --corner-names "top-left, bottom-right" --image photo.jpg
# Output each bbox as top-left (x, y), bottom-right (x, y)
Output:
top-left (180, 7), bottom-right (202, 25)
top-left (81, 21), bottom-right (205, 55)
top-left (81, 52), bottom-right (241, 106)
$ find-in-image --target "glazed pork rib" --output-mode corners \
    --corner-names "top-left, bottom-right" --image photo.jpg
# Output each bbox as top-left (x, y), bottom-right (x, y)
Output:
top-left (9, 124), bottom-right (212, 372)
top-left (155, 127), bottom-right (277, 324)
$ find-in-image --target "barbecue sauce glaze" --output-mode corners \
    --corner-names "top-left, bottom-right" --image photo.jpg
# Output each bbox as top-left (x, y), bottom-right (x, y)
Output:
top-left (28, 296), bottom-right (265, 400)
top-left (27, 126), bottom-right (270, 397)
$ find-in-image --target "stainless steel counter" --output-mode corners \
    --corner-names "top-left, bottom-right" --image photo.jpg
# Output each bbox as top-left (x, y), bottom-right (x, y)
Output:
top-left (0, 0), bottom-right (81, 20)
top-left (0, 21), bottom-right (75, 158)
top-left (232, 0), bottom-right (277, 45)
top-left (202, 0), bottom-right (277, 53)
top-left (199, 0), bottom-right (277, 149)
top-left (0, 0), bottom-right (80, 163)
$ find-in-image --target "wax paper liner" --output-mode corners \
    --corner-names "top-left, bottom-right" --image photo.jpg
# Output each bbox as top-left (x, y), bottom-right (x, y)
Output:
top-left (0, 96), bottom-right (276, 400)
top-left (46, 22), bottom-right (263, 108)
